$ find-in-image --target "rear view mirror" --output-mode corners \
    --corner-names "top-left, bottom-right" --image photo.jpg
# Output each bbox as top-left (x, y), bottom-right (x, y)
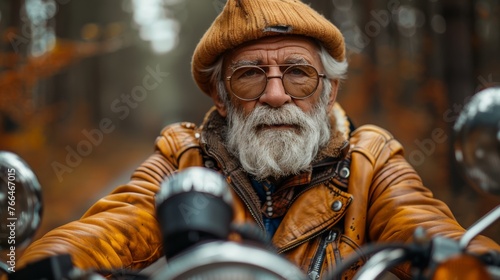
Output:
top-left (454, 87), bottom-right (500, 197)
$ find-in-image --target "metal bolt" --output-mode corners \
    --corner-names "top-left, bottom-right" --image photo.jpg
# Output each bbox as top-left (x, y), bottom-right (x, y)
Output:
top-left (204, 160), bottom-right (215, 169)
top-left (339, 167), bottom-right (350, 179)
top-left (331, 200), bottom-right (343, 212)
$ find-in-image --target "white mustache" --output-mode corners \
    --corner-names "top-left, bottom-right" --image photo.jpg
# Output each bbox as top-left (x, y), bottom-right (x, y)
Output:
top-left (246, 105), bottom-right (306, 128)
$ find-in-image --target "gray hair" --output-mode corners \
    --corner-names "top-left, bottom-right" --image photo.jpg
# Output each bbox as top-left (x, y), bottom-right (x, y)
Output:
top-left (200, 42), bottom-right (348, 107)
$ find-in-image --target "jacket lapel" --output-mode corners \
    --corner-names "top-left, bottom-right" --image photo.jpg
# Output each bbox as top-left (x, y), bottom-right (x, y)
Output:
top-left (273, 183), bottom-right (353, 252)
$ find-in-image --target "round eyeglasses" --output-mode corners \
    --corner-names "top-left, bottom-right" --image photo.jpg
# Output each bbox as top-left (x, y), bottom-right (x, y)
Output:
top-left (226, 64), bottom-right (326, 101)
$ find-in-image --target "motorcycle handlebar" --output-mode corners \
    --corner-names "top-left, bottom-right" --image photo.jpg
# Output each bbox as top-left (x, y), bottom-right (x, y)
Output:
top-left (353, 248), bottom-right (410, 280)
top-left (326, 242), bottom-right (424, 280)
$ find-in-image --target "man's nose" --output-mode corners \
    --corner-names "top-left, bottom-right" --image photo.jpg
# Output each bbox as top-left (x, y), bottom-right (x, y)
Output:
top-left (258, 71), bottom-right (292, 107)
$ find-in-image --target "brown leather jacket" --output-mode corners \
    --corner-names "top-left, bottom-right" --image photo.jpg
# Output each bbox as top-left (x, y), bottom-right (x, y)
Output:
top-left (19, 104), bottom-right (500, 279)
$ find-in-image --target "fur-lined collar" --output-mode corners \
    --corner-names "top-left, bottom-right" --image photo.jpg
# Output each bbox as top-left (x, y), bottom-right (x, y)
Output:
top-left (317, 102), bottom-right (351, 161)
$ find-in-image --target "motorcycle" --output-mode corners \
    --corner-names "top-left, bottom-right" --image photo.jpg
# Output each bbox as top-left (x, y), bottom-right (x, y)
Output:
top-left (1, 87), bottom-right (500, 280)
top-left (0, 151), bottom-right (43, 277)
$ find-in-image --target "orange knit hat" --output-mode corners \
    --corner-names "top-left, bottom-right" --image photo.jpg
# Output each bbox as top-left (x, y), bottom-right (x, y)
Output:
top-left (191, 0), bottom-right (346, 96)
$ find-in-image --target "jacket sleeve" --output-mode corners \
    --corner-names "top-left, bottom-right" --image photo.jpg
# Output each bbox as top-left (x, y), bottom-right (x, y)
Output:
top-left (18, 122), bottom-right (203, 271)
top-left (349, 125), bottom-right (500, 278)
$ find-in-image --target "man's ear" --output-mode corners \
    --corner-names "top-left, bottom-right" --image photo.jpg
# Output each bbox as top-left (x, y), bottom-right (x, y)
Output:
top-left (210, 85), bottom-right (228, 117)
top-left (327, 79), bottom-right (339, 112)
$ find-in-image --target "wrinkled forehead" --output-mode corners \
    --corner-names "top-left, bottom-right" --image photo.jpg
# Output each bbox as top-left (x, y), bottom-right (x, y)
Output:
top-left (222, 35), bottom-right (322, 70)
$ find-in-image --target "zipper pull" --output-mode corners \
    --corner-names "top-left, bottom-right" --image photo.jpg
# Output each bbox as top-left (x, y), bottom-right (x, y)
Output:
top-left (307, 230), bottom-right (338, 279)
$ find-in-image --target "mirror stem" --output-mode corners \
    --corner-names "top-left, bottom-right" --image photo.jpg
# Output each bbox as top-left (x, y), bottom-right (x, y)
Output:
top-left (0, 261), bottom-right (10, 275)
top-left (460, 205), bottom-right (500, 250)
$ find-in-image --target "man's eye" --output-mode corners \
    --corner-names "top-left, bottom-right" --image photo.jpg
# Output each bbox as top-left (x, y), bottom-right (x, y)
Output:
top-left (288, 67), bottom-right (307, 76)
top-left (235, 68), bottom-right (264, 79)
top-left (241, 69), bottom-right (260, 77)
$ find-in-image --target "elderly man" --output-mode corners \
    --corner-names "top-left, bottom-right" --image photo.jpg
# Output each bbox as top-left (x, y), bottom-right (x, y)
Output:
top-left (19, 0), bottom-right (500, 279)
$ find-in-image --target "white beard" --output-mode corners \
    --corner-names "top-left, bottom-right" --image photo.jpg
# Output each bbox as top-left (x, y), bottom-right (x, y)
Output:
top-left (226, 101), bottom-right (331, 181)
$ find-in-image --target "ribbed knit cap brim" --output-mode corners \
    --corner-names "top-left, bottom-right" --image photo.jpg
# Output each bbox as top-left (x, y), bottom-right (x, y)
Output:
top-left (191, 0), bottom-right (345, 96)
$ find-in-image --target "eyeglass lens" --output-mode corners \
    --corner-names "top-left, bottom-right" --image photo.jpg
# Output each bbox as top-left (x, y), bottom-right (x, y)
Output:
top-left (229, 65), bottom-right (320, 100)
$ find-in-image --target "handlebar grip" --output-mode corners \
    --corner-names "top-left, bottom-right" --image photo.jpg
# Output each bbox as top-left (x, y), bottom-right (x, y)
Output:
top-left (478, 251), bottom-right (500, 266)
top-left (8, 254), bottom-right (73, 280)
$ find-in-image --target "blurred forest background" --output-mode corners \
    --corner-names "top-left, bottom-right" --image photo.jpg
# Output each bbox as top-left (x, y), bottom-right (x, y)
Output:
top-left (0, 0), bottom-right (499, 252)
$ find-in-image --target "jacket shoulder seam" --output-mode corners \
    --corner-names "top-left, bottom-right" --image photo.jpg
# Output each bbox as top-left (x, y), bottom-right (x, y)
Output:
top-left (155, 122), bottom-right (201, 167)
top-left (351, 124), bottom-right (394, 141)
top-left (349, 124), bottom-right (400, 166)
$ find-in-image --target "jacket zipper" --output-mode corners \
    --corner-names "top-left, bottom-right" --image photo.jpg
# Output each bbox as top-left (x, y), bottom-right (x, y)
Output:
top-left (307, 230), bottom-right (338, 280)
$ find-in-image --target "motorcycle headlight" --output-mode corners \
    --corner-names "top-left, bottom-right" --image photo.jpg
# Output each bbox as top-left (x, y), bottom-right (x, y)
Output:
top-left (155, 167), bottom-right (234, 260)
